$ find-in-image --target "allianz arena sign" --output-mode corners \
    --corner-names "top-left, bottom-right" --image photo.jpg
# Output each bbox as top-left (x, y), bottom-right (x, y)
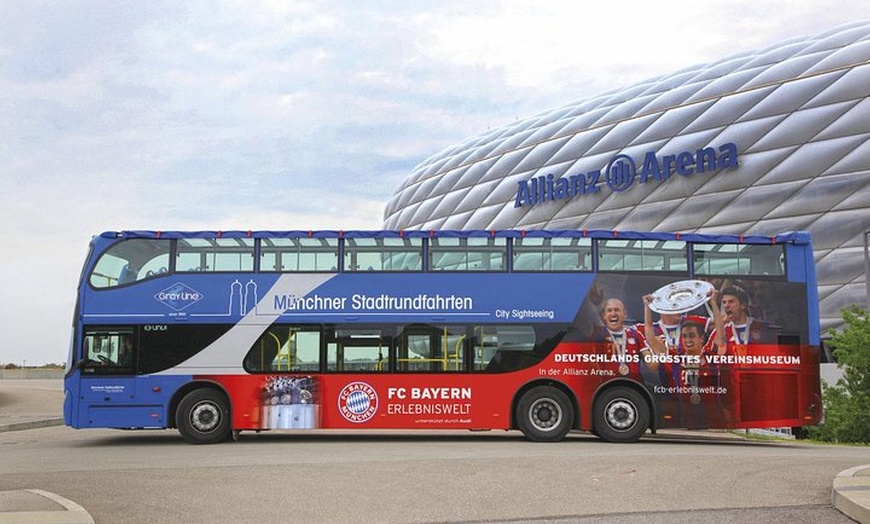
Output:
top-left (514, 142), bottom-right (739, 208)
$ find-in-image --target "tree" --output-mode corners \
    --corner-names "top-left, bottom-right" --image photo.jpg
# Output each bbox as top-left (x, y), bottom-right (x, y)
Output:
top-left (808, 306), bottom-right (870, 443)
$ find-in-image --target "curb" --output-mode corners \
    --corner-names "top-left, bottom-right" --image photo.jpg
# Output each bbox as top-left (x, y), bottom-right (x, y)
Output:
top-left (647, 429), bottom-right (748, 442)
top-left (832, 464), bottom-right (870, 524)
top-left (0, 419), bottom-right (65, 433)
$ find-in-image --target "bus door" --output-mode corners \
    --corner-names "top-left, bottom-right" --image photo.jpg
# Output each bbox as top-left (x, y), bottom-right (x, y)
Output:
top-left (78, 327), bottom-right (138, 402)
top-left (74, 326), bottom-right (165, 428)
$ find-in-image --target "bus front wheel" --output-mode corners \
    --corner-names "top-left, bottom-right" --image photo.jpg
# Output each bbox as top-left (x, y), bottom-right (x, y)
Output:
top-left (516, 386), bottom-right (573, 442)
top-left (176, 389), bottom-right (232, 444)
top-left (593, 386), bottom-right (649, 443)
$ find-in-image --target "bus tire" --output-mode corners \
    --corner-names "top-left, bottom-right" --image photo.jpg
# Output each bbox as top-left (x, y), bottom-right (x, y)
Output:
top-left (593, 386), bottom-right (649, 443)
top-left (516, 386), bottom-right (573, 442)
top-left (176, 389), bottom-right (231, 445)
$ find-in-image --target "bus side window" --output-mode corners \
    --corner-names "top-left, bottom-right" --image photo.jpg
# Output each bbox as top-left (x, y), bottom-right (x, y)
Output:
top-left (326, 328), bottom-right (390, 372)
top-left (243, 327), bottom-right (323, 373)
top-left (244, 333), bottom-right (281, 372)
top-left (398, 326), bottom-right (465, 372)
top-left (474, 325), bottom-right (537, 372)
top-left (84, 334), bottom-right (108, 366)
top-left (82, 329), bottom-right (136, 374)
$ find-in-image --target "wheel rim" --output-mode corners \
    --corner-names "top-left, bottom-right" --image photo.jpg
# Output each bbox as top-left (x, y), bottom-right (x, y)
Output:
top-left (190, 401), bottom-right (221, 433)
top-left (604, 398), bottom-right (637, 432)
top-left (529, 397), bottom-right (563, 432)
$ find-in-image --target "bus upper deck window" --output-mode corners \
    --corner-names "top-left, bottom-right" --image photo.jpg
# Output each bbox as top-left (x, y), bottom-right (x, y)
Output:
top-left (693, 243), bottom-right (785, 277)
top-left (89, 239), bottom-right (171, 288)
top-left (513, 237), bottom-right (592, 271)
top-left (430, 237), bottom-right (507, 271)
top-left (597, 239), bottom-right (687, 273)
top-left (344, 237), bottom-right (423, 272)
top-left (260, 238), bottom-right (338, 272)
top-left (176, 238), bottom-right (255, 273)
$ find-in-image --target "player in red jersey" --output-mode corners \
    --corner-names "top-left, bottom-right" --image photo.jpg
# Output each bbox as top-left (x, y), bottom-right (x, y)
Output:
top-left (597, 298), bottom-right (652, 380)
top-left (636, 306), bottom-right (712, 357)
top-left (707, 286), bottom-right (777, 356)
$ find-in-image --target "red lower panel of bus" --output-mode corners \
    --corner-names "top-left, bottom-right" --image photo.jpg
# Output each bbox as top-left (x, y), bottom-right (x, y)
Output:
top-left (198, 342), bottom-right (821, 432)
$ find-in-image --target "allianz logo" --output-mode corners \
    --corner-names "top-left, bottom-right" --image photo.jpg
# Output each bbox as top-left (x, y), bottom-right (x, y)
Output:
top-left (514, 142), bottom-right (738, 208)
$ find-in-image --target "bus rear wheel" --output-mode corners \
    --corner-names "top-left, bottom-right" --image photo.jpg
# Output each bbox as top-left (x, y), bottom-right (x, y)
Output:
top-left (516, 386), bottom-right (573, 442)
top-left (593, 386), bottom-right (649, 443)
top-left (177, 389), bottom-right (231, 444)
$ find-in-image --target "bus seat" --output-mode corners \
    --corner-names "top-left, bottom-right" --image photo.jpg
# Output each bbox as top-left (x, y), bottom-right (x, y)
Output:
top-left (118, 265), bottom-right (137, 284)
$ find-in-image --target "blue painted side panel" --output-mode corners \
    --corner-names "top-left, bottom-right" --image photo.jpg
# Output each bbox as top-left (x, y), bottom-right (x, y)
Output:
top-left (81, 273), bottom-right (597, 325)
top-left (786, 241), bottom-right (820, 345)
top-left (67, 371), bottom-right (193, 429)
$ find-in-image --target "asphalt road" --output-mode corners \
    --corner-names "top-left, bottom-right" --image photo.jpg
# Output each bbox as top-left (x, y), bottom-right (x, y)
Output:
top-left (2, 380), bottom-right (869, 523)
top-left (2, 425), bottom-right (869, 524)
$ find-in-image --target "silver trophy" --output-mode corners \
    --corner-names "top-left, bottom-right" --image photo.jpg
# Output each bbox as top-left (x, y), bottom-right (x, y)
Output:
top-left (648, 280), bottom-right (714, 315)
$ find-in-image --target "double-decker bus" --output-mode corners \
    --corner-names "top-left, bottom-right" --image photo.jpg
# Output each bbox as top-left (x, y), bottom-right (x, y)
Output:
top-left (64, 229), bottom-right (822, 444)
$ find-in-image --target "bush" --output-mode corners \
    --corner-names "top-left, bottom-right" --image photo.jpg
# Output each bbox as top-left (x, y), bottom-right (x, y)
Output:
top-left (808, 306), bottom-right (870, 443)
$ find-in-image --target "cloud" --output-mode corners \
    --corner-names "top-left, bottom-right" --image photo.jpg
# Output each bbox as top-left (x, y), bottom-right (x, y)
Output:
top-left (0, 0), bottom-right (866, 364)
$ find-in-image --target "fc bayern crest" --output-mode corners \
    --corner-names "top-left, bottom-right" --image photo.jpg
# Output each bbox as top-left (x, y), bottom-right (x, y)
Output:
top-left (338, 382), bottom-right (379, 423)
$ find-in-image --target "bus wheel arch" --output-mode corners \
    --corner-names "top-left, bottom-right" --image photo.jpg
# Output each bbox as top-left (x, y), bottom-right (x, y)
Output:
top-left (592, 382), bottom-right (652, 443)
top-left (171, 382), bottom-right (233, 444)
top-left (513, 380), bottom-right (578, 442)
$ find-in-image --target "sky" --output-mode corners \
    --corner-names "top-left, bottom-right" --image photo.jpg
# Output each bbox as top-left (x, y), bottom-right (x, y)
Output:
top-left (0, 0), bottom-right (865, 366)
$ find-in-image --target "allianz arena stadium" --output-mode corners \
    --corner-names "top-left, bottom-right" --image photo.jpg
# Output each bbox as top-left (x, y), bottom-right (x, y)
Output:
top-left (383, 22), bottom-right (870, 333)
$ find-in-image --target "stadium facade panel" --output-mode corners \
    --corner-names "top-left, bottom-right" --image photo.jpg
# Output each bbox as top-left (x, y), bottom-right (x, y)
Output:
top-left (383, 22), bottom-right (870, 333)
